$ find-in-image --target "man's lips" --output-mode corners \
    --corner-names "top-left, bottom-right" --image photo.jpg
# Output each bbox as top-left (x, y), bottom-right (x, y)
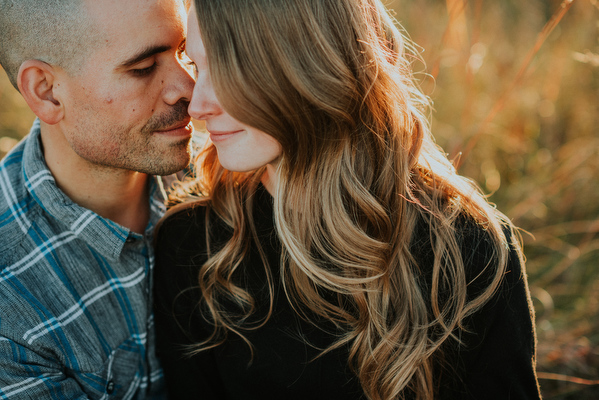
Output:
top-left (208, 129), bottom-right (243, 142)
top-left (155, 120), bottom-right (193, 136)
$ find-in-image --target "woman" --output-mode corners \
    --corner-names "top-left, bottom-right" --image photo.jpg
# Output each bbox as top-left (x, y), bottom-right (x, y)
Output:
top-left (153, 0), bottom-right (542, 399)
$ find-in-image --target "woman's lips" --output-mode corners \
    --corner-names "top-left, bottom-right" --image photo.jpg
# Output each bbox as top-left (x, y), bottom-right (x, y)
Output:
top-left (209, 129), bottom-right (243, 142)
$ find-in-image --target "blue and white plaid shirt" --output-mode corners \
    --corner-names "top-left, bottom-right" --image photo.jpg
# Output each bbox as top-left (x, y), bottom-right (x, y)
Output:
top-left (0, 120), bottom-right (166, 399)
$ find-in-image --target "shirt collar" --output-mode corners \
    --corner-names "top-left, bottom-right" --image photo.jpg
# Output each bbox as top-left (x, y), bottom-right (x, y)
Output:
top-left (22, 119), bottom-right (166, 260)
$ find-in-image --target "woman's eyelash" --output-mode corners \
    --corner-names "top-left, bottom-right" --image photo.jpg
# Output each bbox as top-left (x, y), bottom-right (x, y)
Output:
top-left (187, 60), bottom-right (198, 77)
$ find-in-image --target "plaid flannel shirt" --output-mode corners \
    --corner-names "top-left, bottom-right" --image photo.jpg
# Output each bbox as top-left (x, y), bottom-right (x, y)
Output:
top-left (0, 120), bottom-right (166, 399)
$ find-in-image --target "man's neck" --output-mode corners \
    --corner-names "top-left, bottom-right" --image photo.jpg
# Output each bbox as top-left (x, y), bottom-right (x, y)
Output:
top-left (40, 124), bottom-right (151, 234)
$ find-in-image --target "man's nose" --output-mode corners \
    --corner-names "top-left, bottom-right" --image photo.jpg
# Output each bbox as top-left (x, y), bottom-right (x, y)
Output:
top-left (163, 58), bottom-right (196, 106)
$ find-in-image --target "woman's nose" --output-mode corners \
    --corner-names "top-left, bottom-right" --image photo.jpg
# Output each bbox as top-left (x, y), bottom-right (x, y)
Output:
top-left (187, 74), bottom-right (223, 121)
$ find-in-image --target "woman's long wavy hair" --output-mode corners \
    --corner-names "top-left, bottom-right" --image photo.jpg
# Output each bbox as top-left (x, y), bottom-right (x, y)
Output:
top-left (168, 0), bottom-right (517, 398)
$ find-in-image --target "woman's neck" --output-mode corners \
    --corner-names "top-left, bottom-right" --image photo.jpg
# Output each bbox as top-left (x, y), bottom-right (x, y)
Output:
top-left (261, 163), bottom-right (279, 196)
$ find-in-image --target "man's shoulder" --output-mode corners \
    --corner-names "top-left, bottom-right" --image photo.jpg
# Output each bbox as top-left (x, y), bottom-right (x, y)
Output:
top-left (0, 140), bottom-right (33, 256)
top-left (0, 138), bottom-right (27, 198)
top-left (0, 137), bottom-right (51, 266)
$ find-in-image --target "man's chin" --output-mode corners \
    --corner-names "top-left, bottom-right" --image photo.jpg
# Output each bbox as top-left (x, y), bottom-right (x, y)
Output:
top-left (151, 153), bottom-right (192, 177)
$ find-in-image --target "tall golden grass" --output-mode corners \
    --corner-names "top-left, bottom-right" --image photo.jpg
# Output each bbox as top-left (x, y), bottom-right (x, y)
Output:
top-left (388, 0), bottom-right (599, 398)
top-left (0, 0), bottom-right (598, 398)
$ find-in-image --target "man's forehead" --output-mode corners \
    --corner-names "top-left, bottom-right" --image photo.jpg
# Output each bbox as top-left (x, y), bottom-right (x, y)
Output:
top-left (81, 0), bottom-right (186, 64)
top-left (83, 0), bottom-right (186, 37)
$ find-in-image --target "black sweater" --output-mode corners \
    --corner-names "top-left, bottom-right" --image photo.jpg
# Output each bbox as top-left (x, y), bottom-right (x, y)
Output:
top-left (153, 186), bottom-right (542, 399)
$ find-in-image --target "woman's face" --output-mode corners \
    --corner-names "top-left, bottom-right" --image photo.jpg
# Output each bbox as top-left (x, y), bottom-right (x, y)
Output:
top-left (186, 5), bottom-right (283, 173)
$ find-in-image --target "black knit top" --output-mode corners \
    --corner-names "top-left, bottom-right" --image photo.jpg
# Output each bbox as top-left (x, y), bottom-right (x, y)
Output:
top-left (153, 185), bottom-right (541, 399)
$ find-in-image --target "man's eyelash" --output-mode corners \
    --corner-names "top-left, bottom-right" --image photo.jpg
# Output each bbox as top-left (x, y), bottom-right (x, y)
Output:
top-left (131, 63), bottom-right (157, 77)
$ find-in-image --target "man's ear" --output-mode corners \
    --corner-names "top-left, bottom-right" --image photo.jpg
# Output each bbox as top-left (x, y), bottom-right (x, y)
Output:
top-left (17, 60), bottom-right (64, 125)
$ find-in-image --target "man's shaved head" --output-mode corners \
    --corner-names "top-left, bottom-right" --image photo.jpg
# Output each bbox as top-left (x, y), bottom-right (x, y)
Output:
top-left (0, 0), bottom-right (98, 90)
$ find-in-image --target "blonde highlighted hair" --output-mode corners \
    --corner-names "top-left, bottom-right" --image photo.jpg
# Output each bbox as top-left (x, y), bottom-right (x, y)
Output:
top-left (167, 0), bottom-right (517, 398)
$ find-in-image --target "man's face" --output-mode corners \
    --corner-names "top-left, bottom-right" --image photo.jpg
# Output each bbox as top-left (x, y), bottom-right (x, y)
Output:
top-left (55, 0), bottom-right (195, 176)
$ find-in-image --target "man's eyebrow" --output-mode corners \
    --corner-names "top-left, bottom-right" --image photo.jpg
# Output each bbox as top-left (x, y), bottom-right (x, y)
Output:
top-left (118, 45), bottom-right (172, 68)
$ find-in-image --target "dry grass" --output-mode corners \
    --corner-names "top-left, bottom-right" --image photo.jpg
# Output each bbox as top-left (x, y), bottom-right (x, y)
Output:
top-left (1, 0), bottom-right (598, 398)
top-left (388, 0), bottom-right (599, 397)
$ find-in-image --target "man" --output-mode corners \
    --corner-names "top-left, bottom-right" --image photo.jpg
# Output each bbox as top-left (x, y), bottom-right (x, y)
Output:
top-left (0, 0), bottom-right (195, 397)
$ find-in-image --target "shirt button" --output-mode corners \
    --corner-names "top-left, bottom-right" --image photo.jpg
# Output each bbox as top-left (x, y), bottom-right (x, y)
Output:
top-left (126, 237), bottom-right (136, 244)
top-left (106, 380), bottom-right (115, 394)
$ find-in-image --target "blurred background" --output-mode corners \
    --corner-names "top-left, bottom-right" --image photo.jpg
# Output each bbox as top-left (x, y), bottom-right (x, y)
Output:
top-left (1, 0), bottom-right (597, 398)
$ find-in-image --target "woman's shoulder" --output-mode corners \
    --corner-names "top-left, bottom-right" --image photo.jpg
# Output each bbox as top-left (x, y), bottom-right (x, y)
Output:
top-left (410, 211), bottom-right (525, 299)
top-left (455, 213), bottom-right (526, 305)
top-left (153, 199), bottom-right (231, 279)
top-left (411, 211), bottom-right (515, 261)
top-left (456, 213), bottom-right (524, 292)
top-left (162, 200), bottom-right (209, 228)
top-left (156, 202), bottom-right (209, 250)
